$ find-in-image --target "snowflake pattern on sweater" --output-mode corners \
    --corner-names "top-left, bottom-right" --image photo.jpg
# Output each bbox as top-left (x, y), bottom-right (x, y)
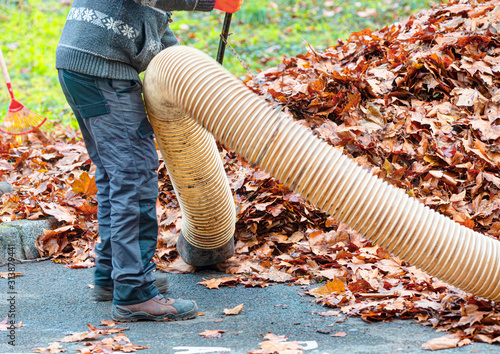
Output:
top-left (67, 7), bottom-right (138, 40)
top-left (146, 39), bottom-right (163, 55)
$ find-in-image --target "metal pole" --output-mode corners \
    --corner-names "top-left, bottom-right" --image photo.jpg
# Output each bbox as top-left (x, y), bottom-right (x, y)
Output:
top-left (216, 12), bottom-right (232, 65)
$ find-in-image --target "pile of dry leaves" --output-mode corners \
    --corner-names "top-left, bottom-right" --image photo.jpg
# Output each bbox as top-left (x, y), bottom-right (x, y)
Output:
top-left (0, 129), bottom-right (98, 268)
top-left (1, 0), bottom-right (500, 351)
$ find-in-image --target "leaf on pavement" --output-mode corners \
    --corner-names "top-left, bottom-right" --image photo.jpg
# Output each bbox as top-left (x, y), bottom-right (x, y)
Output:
top-left (0, 272), bottom-right (22, 279)
top-left (75, 332), bottom-right (148, 353)
top-left (260, 341), bottom-right (302, 353)
top-left (224, 303), bottom-right (244, 315)
top-left (99, 319), bottom-right (116, 327)
top-left (199, 329), bottom-right (226, 338)
top-left (309, 278), bottom-right (346, 297)
top-left (331, 332), bottom-right (347, 337)
top-left (198, 276), bottom-right (240, 289)
top-left (33, 342), bottom-right (66, 353)
top-left (317, 310), bottom-right (341, 317)
top-left (0, 316), bottom-right (25, 331)
top-left (63, 259), bottom-right (95, 269)
top-left (161, 256), bottom-right (195, 274)
top-left (422, 334), bottom-right (461, 351)
top-left (59, 330), bottom-right (100, 343)
top-left (263, 333), bottom-right (288, 342)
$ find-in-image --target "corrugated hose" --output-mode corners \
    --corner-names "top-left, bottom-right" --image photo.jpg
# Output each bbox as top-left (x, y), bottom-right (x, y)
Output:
top-left (143, 46), bottom-right (500, 301)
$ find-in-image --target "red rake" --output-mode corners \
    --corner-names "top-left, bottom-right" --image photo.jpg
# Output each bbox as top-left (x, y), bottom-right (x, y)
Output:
top-left (0, 47), bottom-right (46, 135)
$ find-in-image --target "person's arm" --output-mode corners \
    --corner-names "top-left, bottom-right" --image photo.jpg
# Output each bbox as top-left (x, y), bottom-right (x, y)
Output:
top-left (134, 0), bottom-right (243, 13)
top-left (133, 0), bottom-right (216, 12)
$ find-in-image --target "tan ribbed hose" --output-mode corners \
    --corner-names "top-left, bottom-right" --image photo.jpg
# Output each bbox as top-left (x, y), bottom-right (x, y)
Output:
top-left (143, 46), bottom-right (500, 301)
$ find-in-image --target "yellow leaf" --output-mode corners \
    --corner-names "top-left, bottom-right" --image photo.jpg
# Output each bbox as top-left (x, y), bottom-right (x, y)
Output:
top-left (309, 278), bottom-right (346, 296)
top-left (423, 155), bottom-right (439, 166)
top-left (71, 171), bottom-right (97, 198)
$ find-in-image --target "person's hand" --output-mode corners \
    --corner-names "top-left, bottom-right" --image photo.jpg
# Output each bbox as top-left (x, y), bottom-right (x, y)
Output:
top-left (214, 0), bottom-right (243, 13)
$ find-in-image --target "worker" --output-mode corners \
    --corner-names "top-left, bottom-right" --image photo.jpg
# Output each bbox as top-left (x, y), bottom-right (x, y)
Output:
top-left (55, 0), bottom-right (243, 322)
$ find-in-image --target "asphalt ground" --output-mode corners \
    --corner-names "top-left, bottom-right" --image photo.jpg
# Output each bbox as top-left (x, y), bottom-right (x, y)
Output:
top-left (0, 261), bottom-right (494, 354)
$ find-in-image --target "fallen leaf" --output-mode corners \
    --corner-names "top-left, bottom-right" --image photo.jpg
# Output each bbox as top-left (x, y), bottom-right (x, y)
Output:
top-left (317, 310), bottom-right (341, 317)
top-left (309, 278), bottom-right (346, 296)
top-left (453, 88), bottom-right (488, 115)
top-left (0, 272), bottom-right (22, 279)
top-left (260, 339), bottom-right (303, 352)
top-left (422, 334), bottom-right (460, 351)
top-left (71, 171), bottom-right (97, 198)
top-left (0, 317), bottom-right (26, 331)
top-left (264, 333), bottom-right (288, 342)
top-left (163, 257), bottom-right (196, 274)
top-left (59, 331), bottom-right (100, 343)
top-left (38, 202), bottom-right (76, 223)
top-left (224, 303), bottom-right (244, 315)
top-left (331, 332), bottom-right (347, 337)
top-left (199, 329), bottom-right (226, 338)
top-left (33, 342), bottom-right (66, 353)
top-left (99, 319), bottom-right (116, 327)
top-left (198, 276), bottom-right (240, 289)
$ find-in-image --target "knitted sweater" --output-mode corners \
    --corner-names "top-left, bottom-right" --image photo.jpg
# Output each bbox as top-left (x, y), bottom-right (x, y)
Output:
top-left (56, 0), bottom-right (215, 80)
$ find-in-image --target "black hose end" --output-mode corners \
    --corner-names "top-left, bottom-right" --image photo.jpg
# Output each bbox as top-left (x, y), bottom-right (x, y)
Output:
top-left (177, 231), bottom-right (235, 266)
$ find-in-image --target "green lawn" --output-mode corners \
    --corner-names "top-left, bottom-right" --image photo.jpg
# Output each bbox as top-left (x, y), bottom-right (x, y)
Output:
top-left (0, 0), bottom-right (433, 127)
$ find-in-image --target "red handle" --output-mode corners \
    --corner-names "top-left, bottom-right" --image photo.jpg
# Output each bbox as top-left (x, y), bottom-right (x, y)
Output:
top-left (6, 82), bottom-right (14, 100)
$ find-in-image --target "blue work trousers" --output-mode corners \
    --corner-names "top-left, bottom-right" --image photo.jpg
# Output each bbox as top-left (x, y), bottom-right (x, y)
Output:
top-left (58, 69), bottom-right (160, 305)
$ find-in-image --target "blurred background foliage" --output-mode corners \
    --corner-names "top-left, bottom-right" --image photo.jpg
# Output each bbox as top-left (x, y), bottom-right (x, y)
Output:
top-left (0, 0), bottom-right (433, 127)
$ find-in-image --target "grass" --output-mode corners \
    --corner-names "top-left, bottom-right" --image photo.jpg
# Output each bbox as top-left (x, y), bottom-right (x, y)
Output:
top-left (0, 0), bottom-right (433, 128)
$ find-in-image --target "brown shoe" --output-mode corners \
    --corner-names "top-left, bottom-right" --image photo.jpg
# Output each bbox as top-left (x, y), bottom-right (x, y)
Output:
top-left (112, 295), bottom-right (198, 322)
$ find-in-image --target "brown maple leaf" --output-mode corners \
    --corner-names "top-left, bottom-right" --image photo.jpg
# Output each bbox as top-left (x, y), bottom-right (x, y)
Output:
top-left (198, 276), bottom-right (240, 289)
top-left (71, 171), bottom-right (97, 198)
top-left (309, 278), bottom-right (346, 297)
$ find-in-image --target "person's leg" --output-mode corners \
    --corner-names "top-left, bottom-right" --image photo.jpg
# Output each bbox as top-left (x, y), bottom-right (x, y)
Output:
top-left (93, 77), bottom-right (160, 305)
top-left (58, 70), bottom-right (158, 301)
top-left (58, 70), bottom-right (113, 289)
